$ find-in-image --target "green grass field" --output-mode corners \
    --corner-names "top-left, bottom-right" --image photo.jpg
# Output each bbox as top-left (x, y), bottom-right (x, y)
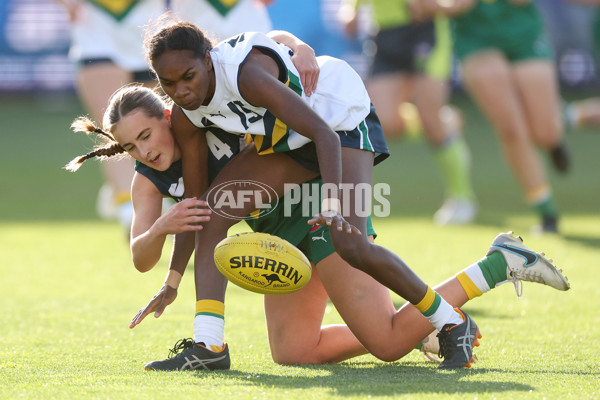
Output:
top-left (1, 93), bottom-right (599, 399)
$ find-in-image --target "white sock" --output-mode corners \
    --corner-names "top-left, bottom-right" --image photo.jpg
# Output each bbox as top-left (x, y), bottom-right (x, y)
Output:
top-left (194, 314), bottom-right (225, 351)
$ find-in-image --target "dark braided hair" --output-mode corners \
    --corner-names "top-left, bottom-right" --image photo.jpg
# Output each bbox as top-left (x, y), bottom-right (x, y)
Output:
top-left (65, 83), bottom-right (170, 172)
top-left (144, 13), bottom-right (214, 71)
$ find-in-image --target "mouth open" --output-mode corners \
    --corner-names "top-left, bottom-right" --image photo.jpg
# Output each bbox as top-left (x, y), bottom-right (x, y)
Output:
top-left (149, 154), bottom-right (161, 164)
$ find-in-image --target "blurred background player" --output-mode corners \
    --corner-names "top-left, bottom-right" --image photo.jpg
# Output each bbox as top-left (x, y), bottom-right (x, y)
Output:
top-left (338, 0), bottom-right (477, 225)
top-left (559, 0), bottom-right (600, 129)
top-left (418, 0), bottom-right (570, 233)
top-left (58, 0), bottom-right (273, 237)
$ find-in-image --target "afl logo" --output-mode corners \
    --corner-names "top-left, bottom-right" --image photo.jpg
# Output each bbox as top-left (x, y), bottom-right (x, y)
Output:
top-left (206, 180), bottom-right (279, 220)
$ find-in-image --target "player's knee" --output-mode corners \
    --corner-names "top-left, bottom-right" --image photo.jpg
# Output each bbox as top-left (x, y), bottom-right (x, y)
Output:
top-left (532, 125), bottom-right (562, 150)
top-left (271, 346), bottom-right (321, 365)
top-left (497, 123), bottom-right (526, 144)
top-left (368, 345), bottom-right (412, 362)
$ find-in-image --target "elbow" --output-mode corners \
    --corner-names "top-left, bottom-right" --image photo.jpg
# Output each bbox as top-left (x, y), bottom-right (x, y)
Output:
top-left (133, 261), bottom-right (154, 273)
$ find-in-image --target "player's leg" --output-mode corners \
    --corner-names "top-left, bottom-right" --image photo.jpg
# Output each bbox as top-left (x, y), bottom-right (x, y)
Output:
top-left (326, 146), bottom-right (477, 368)
top-left (145, 147), bottom-right (319, 370)
top-left (566, 97), bottom-right (600, 128)
top-left (366, 72), bottom-right (413, 138)
top-left (191, 147), bottom-right (319, 348)
top-left (413, 75), bottom-right (476, 225)
top-left (264, 265), bottom-right (366, 364)
top-left (319, 231), bottom-right (569, 363)
top-left (193, 146), bottom-right (319, 303)
top-left (461, 51), bottom-right (558, 231)
top-left (512, 59), bottom-right (569, 173)
top-left (317, 248), bottom-right (468, 362)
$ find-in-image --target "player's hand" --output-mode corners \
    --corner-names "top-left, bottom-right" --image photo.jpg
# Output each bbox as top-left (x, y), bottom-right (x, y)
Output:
top-left (338, 1), bottom-right (359, 37)
top-left (56, 0), bottom-right (83, 21)
top-left (157, 197), bottom-right (211, 234)
top-left (292, 44), bottom-right (320, 97)
top-left (308, 211), bottom-right (362, 235)
top-left (408, 0), bottom-right (432, 22)
top-left (129, 285), bottom-right (178, 328)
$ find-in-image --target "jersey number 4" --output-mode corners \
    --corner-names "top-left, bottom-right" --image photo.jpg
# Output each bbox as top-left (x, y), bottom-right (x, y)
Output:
top-left (206, 131), bottom-right (234, 160)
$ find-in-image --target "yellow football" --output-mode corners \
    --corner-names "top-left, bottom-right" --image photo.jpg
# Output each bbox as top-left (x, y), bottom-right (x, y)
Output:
top-left (214, 232), bottom-right (312, 295)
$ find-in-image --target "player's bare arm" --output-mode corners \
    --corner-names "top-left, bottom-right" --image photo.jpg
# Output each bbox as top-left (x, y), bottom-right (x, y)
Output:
top-left (170, 105), bottom-right (210, 200)
top-left (267, 30), bottom-right (319, 95)
top-left (239, 50), bottom-right (342, 199)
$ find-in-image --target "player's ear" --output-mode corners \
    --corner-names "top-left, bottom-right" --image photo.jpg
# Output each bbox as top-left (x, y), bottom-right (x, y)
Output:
top-left (164, 108), bottom-right (171, 124)
top-left (205, 50), bottom-right (212, 71)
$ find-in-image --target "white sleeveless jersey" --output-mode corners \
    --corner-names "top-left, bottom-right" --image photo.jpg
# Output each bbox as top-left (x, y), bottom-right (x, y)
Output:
top-left (182, 32), bottom-right (372, 155)
top-left (69, 0), bottom-right (271, 71)
top-left (69, 0), bottom-right (167, 71)
top-left (171, 0), bottom-right (272, 41)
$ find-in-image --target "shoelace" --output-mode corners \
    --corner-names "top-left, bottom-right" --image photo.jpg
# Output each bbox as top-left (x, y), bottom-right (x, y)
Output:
top-left (496, 278), bottom-right (524, 298)
top-left (168, 338), bottom-right (195, 357)
top-left (436, 330), bottom-right (449, 359)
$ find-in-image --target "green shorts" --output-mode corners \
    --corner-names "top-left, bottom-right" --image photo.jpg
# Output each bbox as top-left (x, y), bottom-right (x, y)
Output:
top-left (452, 1), bottom-right (553, 63)
top-left (455, 29), bottom-right (553, 63)
top-left (296, 219), bottom-right (377, 265)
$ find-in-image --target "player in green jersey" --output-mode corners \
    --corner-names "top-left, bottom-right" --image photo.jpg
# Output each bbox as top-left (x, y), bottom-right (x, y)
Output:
top-left (417, 0), bottom-right (570, 233)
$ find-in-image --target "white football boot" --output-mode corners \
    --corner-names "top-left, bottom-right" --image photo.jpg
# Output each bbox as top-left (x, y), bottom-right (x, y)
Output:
top-left (433, 198), bottom-right (477, 226)
top-left (487, 232), bottom-right (570, 296)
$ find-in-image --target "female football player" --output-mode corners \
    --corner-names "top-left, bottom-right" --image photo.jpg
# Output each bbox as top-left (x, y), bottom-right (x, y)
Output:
top-left (141, 16), bottom-right (485, 368)
top-left (57, 0), bottom-right (275, 237)
top-left (411, 0), bottom-right (569, 233)
top-left (65, 84), bottom-right (569, 370)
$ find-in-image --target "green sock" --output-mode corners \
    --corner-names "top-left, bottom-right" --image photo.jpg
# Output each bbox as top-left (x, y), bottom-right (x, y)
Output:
top-left (433, 136), bottom-right (474, 201)
top-left (533, 196), bottom-right (558, 218)
top-left (478, 251), bottom-right (508, 288)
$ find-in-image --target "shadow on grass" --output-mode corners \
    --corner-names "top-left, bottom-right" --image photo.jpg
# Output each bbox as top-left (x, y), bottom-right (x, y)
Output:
top-left (188, 362), bottom-right (535, 396)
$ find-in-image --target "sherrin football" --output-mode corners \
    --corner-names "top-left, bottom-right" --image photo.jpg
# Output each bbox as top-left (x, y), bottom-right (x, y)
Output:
top-left (214, 232), bottom-right (312, 295)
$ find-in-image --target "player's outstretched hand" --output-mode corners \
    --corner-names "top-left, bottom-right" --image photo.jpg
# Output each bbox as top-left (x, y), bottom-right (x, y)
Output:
top-left (129, 285), bottom-right (178, 329)
top-left (308, 211), bottom-right (362, 235)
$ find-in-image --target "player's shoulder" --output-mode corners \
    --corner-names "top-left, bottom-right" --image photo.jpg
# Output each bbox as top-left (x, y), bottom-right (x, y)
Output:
top-left (214, 32), bottom-right (278, 60)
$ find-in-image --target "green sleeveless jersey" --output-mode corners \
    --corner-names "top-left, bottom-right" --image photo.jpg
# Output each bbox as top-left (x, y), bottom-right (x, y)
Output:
top-left (369, 0), bottom-right (411, 29)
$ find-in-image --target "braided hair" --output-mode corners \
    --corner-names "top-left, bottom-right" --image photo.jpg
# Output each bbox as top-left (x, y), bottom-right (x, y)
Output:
top-left (64, 117), bottom-right (125, 172)
top-left (65, 83), bottom-right (170, 172)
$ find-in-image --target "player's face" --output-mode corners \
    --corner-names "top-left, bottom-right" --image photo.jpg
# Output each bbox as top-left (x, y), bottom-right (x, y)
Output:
top-left (113, 109), bottom-right (180, 171)
top-left (153, 49), bottom-right (215, 110)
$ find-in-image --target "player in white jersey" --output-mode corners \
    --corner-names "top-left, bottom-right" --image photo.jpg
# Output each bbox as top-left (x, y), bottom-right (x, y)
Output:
top-left (180, 32), bottom-right (385, 159)
top-left (171, 0), bottom-right (272, 40)
top-left (145, 18), bottom-right (480, 369)
top-left (64, 84), bottom-right (570, 370)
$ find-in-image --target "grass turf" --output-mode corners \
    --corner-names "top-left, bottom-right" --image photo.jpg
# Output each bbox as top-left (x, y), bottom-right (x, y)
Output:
top-left (1, 93), bottom-right (599, 399)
